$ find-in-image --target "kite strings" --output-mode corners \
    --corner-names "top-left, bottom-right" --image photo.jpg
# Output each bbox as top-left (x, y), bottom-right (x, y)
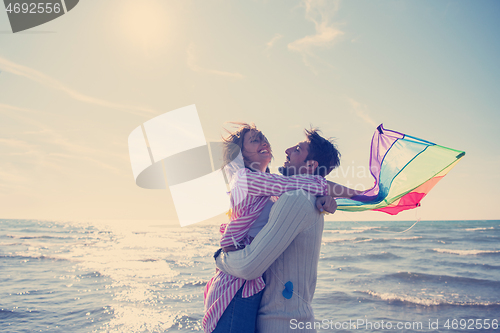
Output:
top-left (393, 218), bottom-right (421, 234)
top-left (336, 207), bottom-right (421, 234)
top-left (378, 207), bottom-right (421, 233)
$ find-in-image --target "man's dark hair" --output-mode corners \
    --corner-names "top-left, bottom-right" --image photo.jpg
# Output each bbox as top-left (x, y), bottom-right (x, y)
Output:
top-left (304, 128), bottom-right (341, 177)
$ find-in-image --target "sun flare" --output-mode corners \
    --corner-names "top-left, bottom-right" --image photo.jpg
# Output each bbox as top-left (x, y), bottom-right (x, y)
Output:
top-left (115, 1), bottom-right (171, 52)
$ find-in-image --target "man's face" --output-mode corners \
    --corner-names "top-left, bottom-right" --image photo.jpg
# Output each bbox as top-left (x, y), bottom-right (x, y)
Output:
top-left (281, 141), bottom-right (312, 176)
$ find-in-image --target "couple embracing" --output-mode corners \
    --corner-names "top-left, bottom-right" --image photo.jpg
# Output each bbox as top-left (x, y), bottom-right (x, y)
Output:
top-left (203, 123), bottom-right (359, 333)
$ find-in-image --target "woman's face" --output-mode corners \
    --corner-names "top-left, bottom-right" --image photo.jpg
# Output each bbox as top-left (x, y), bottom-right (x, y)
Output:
top-left (242, 130), bottom-right (272, 171)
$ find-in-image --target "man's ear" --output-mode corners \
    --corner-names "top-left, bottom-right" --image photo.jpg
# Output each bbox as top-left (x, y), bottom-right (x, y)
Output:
top-left (306, 160), bottom-right (319, 174)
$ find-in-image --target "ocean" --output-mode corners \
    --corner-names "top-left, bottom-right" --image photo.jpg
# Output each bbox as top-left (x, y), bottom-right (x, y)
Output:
top-left (1, 219), bottom-right (499, 332)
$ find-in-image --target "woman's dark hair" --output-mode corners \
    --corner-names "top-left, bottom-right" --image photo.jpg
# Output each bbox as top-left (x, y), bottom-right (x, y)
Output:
top-left (305, 128), bottom-right (341, 177)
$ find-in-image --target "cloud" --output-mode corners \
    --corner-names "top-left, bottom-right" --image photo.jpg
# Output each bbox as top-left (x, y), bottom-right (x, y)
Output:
top-left (0, 138), bottom-right (36, 149)
top-left (0, 166), bottom-right (29, 184)
top-left (186, 43), bottom-right (245, 79)
top-left (23, 128), bottom-right (101, 155)
top-left (1, 132), bottom-right (127, 177)
top-left (23, 127), bottom-right (129, 162)
top-left (288, 0), bottom-right (344, 71)
top-left (1, 130), bottom-right (126, 175)
top-left (47, 152), bottom-right (125, 174)
top-left (0, 56), bottom-right (155, 117)
top-left (0, 103), bottom-right (128, 161)
top-left (265, 33), bottom-right (283, 50)
top-left (348, 98), bottom-right (378, 127)
top-left (0, 103), bottom-right (53, 128)
top-left (0, 103), bottom-right (128, 176)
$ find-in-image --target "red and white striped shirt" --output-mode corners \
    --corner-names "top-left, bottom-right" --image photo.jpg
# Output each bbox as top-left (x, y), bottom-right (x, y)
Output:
top-left (203, 168), bottom-right (328, 333)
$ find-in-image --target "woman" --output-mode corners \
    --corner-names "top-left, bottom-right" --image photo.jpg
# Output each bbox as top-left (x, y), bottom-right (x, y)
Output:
top-left (203, 123), bottom-right (352, 333)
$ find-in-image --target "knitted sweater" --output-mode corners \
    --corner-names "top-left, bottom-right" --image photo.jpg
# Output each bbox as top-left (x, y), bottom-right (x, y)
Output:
top-left (216, 189), bottom-right (324, 333)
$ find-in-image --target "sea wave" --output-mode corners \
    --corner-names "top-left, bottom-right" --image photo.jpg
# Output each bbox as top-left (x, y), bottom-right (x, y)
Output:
top-left (322, 238), bottom-right (352, 244)
top-left (432, 248), bottom-right (500, 256)
top-left (465, 227), bottom-right (494, 231)
top-left (351, 226), bottom-right (381, 231)
top-left (354, 238), bottom-right (373, 243)
top-left (0, 309), bottom-right (34, 319)
top-left (355, 236), bottom-right (422, 243)
top-left (394, 236), bottom-right (422, 240)
top-left (384, 272), bottom-right (500, 288)
top-left (6, 234), bottom-right (74, 240)
top-left (361, 290), bottom-right (500, 307)
top-left (323, 226), bottom-right (381, 234)
top-left (323, 230), bottom-right (366, 234)
top-left (181, 280), bottom-right (207, 287)
top-left (0, 242), bottom-right (25, 246)
top-left (436, 260), bottom-right (500, 271)
top-left (366, 252), bottom-right (401, 260)
top-left (322, 235), bottom-right (422, 244)
top-left (0, 254), bottom-right (70, 262)
top-left (320, 251), bottom-right (401, 262)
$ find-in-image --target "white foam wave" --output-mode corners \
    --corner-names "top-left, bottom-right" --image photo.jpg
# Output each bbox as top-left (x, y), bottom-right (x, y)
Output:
top-left (1, 253), bottom-right (70, 261)
top-left (354, 238), bottom-right (373, 243)
top-left (323, 230), bottom-right (365, 234)
top-left (394, 236), bottom-right (422, 240)
top-left (0, 242), bottom-right (25, 246)
top-left (323, 226), bottom-right (380, 234)
top-left (322, 235), bottom-right (422, 244)
top-left (433, 248), bottom-right (500, 255)
top-left (322, 238), bottom-right (352, 244)
top-left (352, 226), bottom-right (381, 231)
top-left (360, 236), bottom-right (422, 242)
top-left (362, 290), bottom-right (500, 307)
top-left (465, 227), bottom-right (494, 231)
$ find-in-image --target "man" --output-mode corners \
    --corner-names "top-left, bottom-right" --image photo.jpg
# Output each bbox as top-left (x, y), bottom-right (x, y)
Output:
top-left (215, 128), bottom-right (357, 332)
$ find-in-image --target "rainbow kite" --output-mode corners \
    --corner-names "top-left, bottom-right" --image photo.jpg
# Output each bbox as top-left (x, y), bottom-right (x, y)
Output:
top-left (336, 124), bottom-right (465, 215)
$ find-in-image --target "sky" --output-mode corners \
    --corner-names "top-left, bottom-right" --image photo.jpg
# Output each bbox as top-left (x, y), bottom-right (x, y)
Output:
top-left (0, 0), bottom-right (499, 224)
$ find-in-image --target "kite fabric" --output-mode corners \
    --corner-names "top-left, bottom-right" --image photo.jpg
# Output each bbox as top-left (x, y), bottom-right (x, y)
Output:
top-left (336, 124), bottom-right (465, 215)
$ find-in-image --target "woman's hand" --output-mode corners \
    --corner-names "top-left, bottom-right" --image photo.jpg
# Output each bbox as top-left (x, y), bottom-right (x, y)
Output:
top-left (316, 196), bottom-right (338, 214)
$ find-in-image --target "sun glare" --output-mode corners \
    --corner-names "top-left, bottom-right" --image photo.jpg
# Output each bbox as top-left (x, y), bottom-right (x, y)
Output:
top-left (114, 1), bottom-right (171, 54)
